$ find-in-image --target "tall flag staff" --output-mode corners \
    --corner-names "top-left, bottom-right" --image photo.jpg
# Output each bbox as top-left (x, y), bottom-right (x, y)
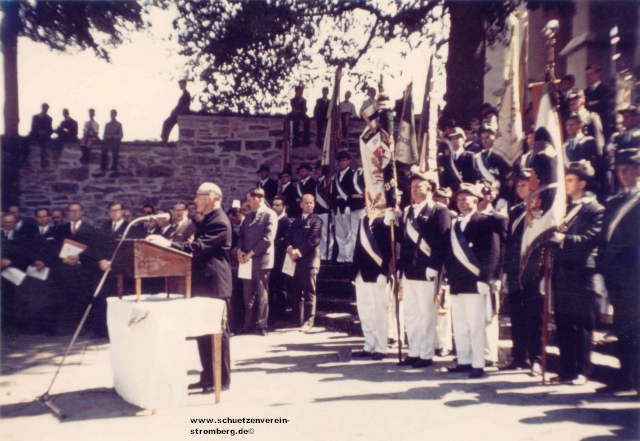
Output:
top-left (519, 20), bottom-right (566, 385)
top-left (417, 55), bottom-right (433, 173)
top-left (359, 75), bottom-right (401, 361)
top-left (322, 67), bottom-right (343, 260)
top-left (395, 82), bottom-right (419, 167)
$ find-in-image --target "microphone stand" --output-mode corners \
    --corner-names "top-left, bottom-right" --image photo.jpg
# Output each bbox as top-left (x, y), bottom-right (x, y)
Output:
top-left (39, 216), bottom-right (152, 418)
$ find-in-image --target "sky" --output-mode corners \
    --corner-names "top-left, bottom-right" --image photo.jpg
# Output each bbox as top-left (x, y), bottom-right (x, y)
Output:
top-left (0, 5), bottom-right (448, 142)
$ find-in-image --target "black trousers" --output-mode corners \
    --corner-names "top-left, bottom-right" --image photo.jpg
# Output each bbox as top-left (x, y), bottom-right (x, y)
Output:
top-left (268, 268), bottom-right (290, 322)
top-left (100, 140), bottom-right (121, 171)
top-left (161, 114), bottom-right (178, 141)
top-left (316, 118), bottom-right (327, 141)
top-left (555, 311), bottom-right (594, 379)
top-left (243, 268), bottom-right (270, 330)
top-left (290, 113), bottom-right (310, 142)
top-left (197, 297), bottom-right (231, 387)
top-left (509, 283), bottom-right (543, 365)
top-left (613, 316), bottom-right (640, 390)
top-left (291, 266), bottom-right (318, 326)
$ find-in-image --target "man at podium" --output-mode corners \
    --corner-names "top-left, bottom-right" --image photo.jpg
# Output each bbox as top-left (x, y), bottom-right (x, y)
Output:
top-left (148, 182), bottom-right (232, 393)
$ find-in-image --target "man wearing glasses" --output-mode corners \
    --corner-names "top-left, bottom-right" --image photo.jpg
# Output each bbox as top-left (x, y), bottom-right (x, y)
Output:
top-left (148, 182), bottom-right (233, 393)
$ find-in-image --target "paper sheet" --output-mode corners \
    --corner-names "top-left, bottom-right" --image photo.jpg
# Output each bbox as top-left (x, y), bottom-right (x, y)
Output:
top-left (238, 257), bottom-right (252, 280)
top-left (1, 267), bottom-right (26, 286)
top-left (26, 265), bottom-right (49, 281)
top-left (59, 238), bottom-right (87, 258)
top-left (282, 253), bottom-right (296, 277)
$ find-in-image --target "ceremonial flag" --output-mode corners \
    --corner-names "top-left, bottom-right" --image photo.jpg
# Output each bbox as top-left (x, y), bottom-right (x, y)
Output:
top-left (494, 13), bottom-right (524, 167)
top-left (418, 55), bottom-right (433, 173)
top-left (359, 91), bottom-right (397, 219)
top-left (520, 82), bottom-right (566, 287)
top-left (395, 83), bottom-right (419, 166)
top-left (321, 67), bottom-right (343, 168)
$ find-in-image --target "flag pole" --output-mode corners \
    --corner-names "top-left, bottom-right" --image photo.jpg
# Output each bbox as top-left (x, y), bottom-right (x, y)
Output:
top-left (540, 19), bottom-right (560, 386)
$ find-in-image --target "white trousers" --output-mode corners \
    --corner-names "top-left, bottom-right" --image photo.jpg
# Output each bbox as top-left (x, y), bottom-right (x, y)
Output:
top-left (334, 210), bottom-right (352, 262)
top-left (436, 307), bottom-right (453, 352)
top-left (317, 213), bottom-right (334, 261)
top-left (402, 277), bottom-right (438, 359)
top-left (348, 208), bottom-right (365, 262)
top-left (485, 313), bottom-right (499, 363)
top-left (451, 294), bottom-right (487, 369)
top-left (355, 273), bottom-right (390, 354)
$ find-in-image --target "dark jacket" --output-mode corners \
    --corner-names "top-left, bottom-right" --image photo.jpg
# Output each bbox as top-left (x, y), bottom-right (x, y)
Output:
top-left (24, 225), bottom-right (59, 267)
top-left (349, 168), bottom-right (366, 211)
top-left (473, 149), bottom-right (513, 195)
top-left (351, 216), bottom-right (391, 282)
top-left (258, 178), bottom-right (278, 205)
top-left (504, 202), bottom-right (527, 293)
top-left (286, 213), bottom-right (323, 269)
top-left (296, 177), bottom-right (317, 206)
top-left (445, 211), bottom-right (500, 294)
top-left (281, 182), bottom-right (300, 218)
top-left (437, 149), bottom-right (475, 192)
top-left (333, 168), bottom-right (354, 214)
top-left (313, 176), bottom-right (330, 215)
top-left (99, 220), bottom-right (129, 260)
top-left (483, 208), bottom-right (508, 279)
top-left (313, 97), bottom-right (330, 121)
top-left (552, 196), bottom-right (604, 316)
top-left (274, 214), bottom-right (293, 270)
top-left (398, 201), bottom-right (451, 280)
top-left (171, 208), bottom-right (232, 299)
top-left (55, 221), bottom-right (103, 271)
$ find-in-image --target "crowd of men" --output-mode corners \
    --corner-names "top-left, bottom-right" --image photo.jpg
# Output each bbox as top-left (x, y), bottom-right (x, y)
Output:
top-left (3, 64), bottom-right (639, 397)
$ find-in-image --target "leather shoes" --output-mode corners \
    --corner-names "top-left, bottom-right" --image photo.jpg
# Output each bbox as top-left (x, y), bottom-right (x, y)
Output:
top-left (485, 360), bottom-right (496, 368)
top-left (469, 368), bottom-right (485, 379)
top-left (412, 358), bottom-right (433, 368)
top-left (444, 364), bottom-right (472, 373)
top-left (498, 360), bottom-right (530, 371)
top-left (371, 352), bottom-right (386, 361)
top-left (188, 380), bottom-right (213, 390)
top-left (397, 356), bottom-right (420, 366)
top-left (352, 349), bottom-right (373, 358)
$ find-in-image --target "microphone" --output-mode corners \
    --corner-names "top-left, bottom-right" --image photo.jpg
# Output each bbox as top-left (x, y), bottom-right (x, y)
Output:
top-left (130, 212), bottom-right (171, 225)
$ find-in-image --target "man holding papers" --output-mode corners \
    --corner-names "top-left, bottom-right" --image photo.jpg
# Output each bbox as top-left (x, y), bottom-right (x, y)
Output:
top-left (236, 188), bottom-right (277, 336)
top-left (2, 213), bottom-right (30, 332)
top-left (286, 194), bottom-right (323, 332)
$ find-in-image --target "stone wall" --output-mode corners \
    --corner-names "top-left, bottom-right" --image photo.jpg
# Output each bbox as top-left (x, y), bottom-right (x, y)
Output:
top-left (17, 115), bottom-right (366, 224)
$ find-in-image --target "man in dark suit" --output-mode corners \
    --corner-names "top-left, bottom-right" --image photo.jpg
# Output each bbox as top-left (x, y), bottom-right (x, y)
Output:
top-left (279, 169), bottom-right (299, 218)
top-left (1, 213), bottom-right (31, 332)
top-left (563, 112), bottom-right (602, 195)
top-left (437, 127), bottom-right (475, 192)
top-left (473, 127), bottom-right (513, 203)
top-left (396, 172), bottom-right (451, 368)
top-left (596, 148), bottom-right (640, 396)
top-left (7, 205), bottom-right (38, 240)
top-left (313, 87), bottom-right (330, 145)
top-left (290, 86), bottom-right (311, 145)
top-left (295, 162), bottom-right (316, 208)
top-left (568, 90), bottom-right (605, 154)
top-left (350, 213), bottom-right (392, 360)
top-left (169, 202), bottom-right (196, 243)
top-left (53, 202), bottom-right (103, 330)
top-left (161, 79), bottom-right (191, 145)
top-left (550, 161), bottom-right (604, 385)
top-left (444, 183), bottom-right (500, 378)
top-left (256, 164), bottom-right (278, 207)
top-left (333, 151), bottom-right (354, 262)
top-left (154, 208), bottom-right (175, 238)
top-left (286, 194), bottom-right (323, 332)
top-left (237, 188), bottom-right (277, 336)
top-left (584, 65), bottom-right (612, 140)
top-left (150, 182), bottom-right (232, 392)
top-left (269, 196), bottom-right (293, 325)
top-left (53, 108), bottom-right (78, 164)
top-left (28, 102), bottom-right (54, 168)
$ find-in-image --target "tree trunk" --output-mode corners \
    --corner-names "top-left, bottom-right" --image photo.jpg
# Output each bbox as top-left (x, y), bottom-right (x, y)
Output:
top-left (444, 1), bottom-right (486, 127)
top-left (1, 2), bottom-right (21, 137)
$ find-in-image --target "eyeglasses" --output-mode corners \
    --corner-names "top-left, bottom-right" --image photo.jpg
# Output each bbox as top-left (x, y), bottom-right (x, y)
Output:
top-left (195, 193), bottom-right (210, 197)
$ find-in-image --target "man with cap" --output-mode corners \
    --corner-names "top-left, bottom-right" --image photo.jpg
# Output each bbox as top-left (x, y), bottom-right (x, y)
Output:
top-left (314, 161), bottom-right (333, 261)
top-left (605, 105), bottom-right (640, 195)
top-left (296, 162), bottom-right (316, 209)
top-left (568, 89), bottom-right (605, 154)
top-left (478, 181), bottom-right (509, 367)
top-left (396, 172), bottom-right (451, 368)
top-left (473, 127), bottom-right (513, 202)
top-left (350, 210), bottom-right (392, 361)
top-left (333, 151), bottom-right (355, 262)
top-left (29, 103), bottom-right (53, 168)
top-left (279, 169), bottom-right (299, 218)
top-left (481, 105), bottom-right (499, 134)
top-left (437, 126), bottom-right (475, 193)
top-left (596, 147), bottom-right (640, 396)
top-left (348, 155), bottom-right (366, 262)
top-left (500, 168), bottom-right (539, 372)
top-left (550, 160), bottom-right (604, 385)
top-left (563, 112), bottom-right (602, 196)
top-left (444, 183), bottom-right (500, 378)
top-left (256, 164), bottom-right (278, 206)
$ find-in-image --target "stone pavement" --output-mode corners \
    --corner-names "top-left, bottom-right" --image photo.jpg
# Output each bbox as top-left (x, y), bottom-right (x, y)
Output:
top-left (1, 327), bottom-right (638, 441)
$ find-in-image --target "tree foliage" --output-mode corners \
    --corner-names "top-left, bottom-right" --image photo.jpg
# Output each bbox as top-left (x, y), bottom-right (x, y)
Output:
top-left (169, 0), bottom-right (445, 114)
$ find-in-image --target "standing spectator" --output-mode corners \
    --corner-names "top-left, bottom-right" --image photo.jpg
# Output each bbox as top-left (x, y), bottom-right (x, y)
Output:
top-left (256, 164), bottom-right (278, 207)
top-left (53, 109), bottom-right (78, 165)
top-left (269, 196), bottom-right (292, 325)
top-left (101, 109), bottom-right (123, 172)
top-left (237, 189), bottom-right (277, 336)
top-left (279, 169), bottom-right (299, 218)
top-left (28, 103), bottom-right (54, 168)
top-left (7, 205), bottom-right (37, 239)
top-left (360, 87), bottom-right (377, 115)
top-left (339, 91), bottom-right (357, 139)
top-left (161, 79), bottom-right (191, 145)
top-left (295, 162), bottom-right (316, 209)
top-left (584, 65), bottom-right (612, 140)
top-left (332, 151), bottom-right (354, 263)
top-left (290, 86), bottom-right (310, 146)
top-left (1, 213), bottom-right (30, 332)
top-left (313, 87), bottom-right (330, 145)
top-left (286, 194), bottom-right (323, 332)
top-left (314, 161), bottom-right (333, 261)
top-left (80, 108), bottom-right (99, 164)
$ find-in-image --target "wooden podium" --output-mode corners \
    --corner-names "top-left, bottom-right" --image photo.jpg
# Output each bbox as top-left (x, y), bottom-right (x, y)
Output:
top-left (111, 239), bottom-right (192, 302)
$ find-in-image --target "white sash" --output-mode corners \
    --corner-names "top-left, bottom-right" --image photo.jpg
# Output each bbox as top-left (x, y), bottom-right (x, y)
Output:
top-left (359, 218), bottom-right (383, 267)
top-left (474, 152), bottom-right (495, 183)
top-left (335, 173), bottom-right (349, 200)
top-left (404, 207), bottom-right (431, 257)
top-left (607, 192), bottom-right (640, 241)
top-left (353, 169), bottom-right (363, 194)
top-left (450, 219), bottom-right (480, 276)
top-left (315, 177), bottom-right (328, 209)
top-left (511, 210), bottom-right (527, 234)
